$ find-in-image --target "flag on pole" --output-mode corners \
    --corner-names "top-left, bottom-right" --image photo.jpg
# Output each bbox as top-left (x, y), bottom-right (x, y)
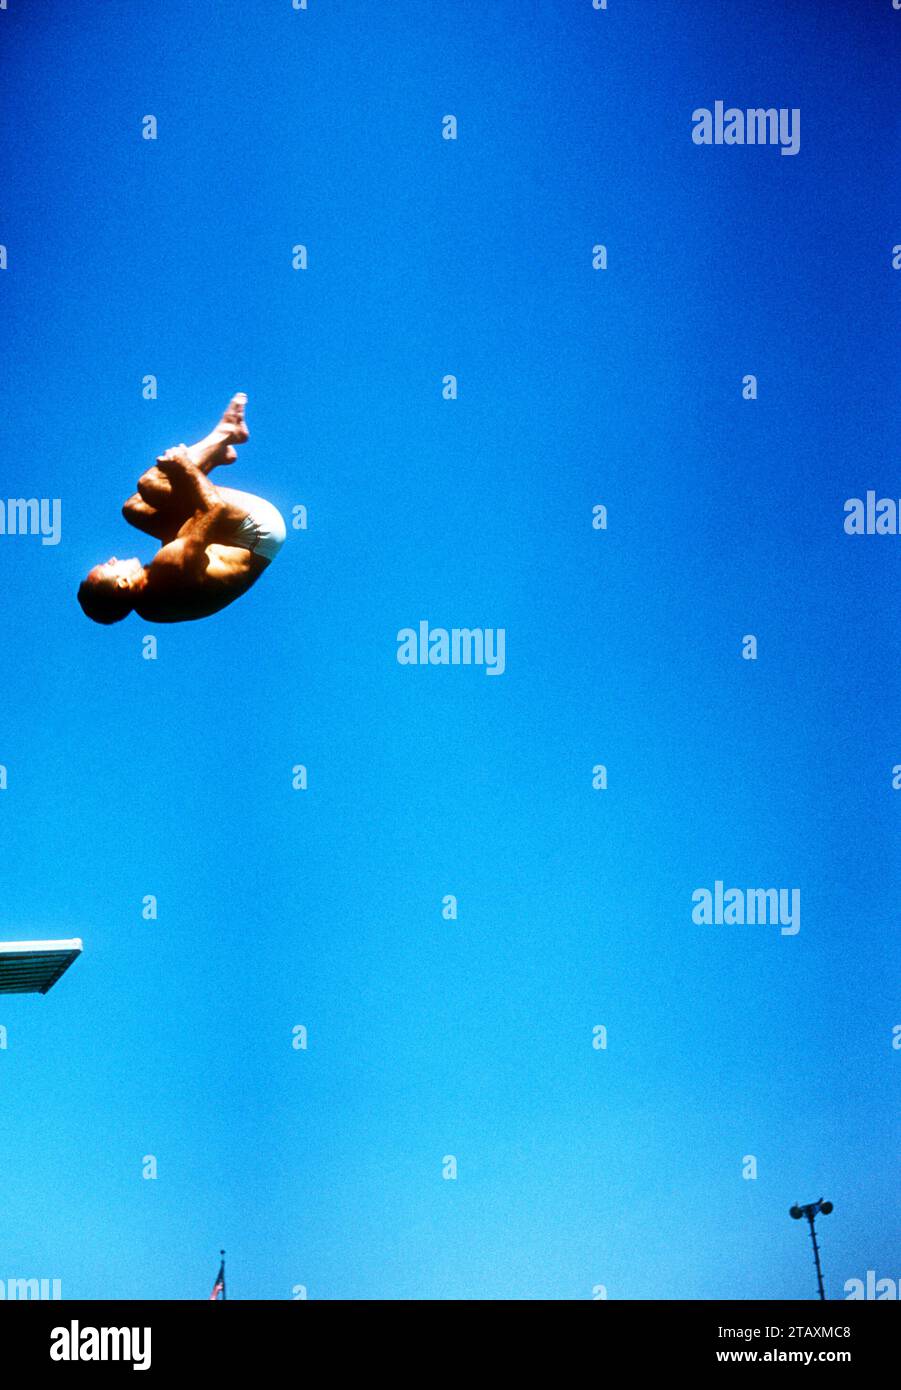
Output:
top-left (209, 1252), bottom-right (226, 1301)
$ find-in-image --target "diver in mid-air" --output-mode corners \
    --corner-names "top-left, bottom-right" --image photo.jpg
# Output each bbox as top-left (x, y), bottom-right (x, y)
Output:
top-left (77, 393), bottom-right (285, 624)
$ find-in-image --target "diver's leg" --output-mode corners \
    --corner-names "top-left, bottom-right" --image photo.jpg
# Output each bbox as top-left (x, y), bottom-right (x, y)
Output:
top-left (186, 392), bottom-right (249, 470)
top-left (122, 492), bottom-right (179, 542)
top-left (126, 393), bottom-right (250, 519)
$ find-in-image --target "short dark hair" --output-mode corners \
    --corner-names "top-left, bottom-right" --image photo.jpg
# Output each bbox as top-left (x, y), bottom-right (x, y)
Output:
top-left (77, 574), bottom-right (135, 625)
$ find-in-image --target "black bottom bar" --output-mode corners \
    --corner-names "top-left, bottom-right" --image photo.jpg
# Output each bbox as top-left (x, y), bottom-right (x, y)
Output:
top-left (1, 1298), bottom-right (897, 1375)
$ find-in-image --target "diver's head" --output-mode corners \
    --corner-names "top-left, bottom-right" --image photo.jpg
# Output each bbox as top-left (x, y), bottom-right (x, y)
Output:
top-left (77, 556), bottom-right (145, 625)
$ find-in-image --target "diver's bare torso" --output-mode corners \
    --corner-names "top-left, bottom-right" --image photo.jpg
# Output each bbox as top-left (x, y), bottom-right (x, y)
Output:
top-left (133, 532), bottom-right (270, 623)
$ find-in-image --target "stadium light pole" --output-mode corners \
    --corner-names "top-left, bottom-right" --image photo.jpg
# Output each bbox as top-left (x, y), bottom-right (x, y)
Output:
top-left (790, 1198), bottom-right (833, 1300)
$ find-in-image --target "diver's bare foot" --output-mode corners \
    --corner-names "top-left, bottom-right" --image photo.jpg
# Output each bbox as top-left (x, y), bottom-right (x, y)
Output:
top-left (218, 392), bottom-right (249, 446)
top-left (188, 393), bottom-right (249, 470)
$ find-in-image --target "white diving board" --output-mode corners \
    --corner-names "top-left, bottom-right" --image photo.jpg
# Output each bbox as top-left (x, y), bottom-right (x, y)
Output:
top-left (0, 939), bottom-right (83, 994)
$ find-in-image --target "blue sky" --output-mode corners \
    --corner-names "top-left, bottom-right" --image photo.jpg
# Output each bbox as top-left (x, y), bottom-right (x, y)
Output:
top-left (0, 0), bottom-right (898, 1299)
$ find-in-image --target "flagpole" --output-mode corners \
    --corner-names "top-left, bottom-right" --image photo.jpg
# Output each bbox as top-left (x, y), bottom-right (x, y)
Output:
top-left (210, 1250), bottom-right (227, 1301)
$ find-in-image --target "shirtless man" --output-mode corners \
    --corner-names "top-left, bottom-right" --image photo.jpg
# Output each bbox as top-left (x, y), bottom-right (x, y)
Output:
top-left (77, 393), bottom-right (286, 624)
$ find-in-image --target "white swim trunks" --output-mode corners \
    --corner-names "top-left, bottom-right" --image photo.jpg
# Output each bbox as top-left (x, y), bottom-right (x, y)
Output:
top-left (216, 487), bottom-right (287, 562)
